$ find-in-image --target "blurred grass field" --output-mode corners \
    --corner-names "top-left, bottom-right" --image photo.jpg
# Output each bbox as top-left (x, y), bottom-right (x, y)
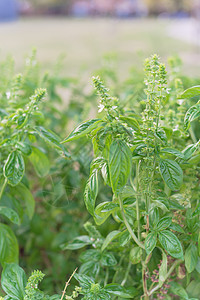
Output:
top-left (0, 17), bottom-right (200, 78)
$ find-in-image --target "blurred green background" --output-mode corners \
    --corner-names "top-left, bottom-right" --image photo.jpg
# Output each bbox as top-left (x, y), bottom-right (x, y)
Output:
top-left (0, 17), bottom-right (200, 78)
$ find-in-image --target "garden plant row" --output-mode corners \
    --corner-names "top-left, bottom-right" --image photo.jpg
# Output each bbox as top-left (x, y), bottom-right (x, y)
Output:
top-left (0, 53), bottom-right (200, 299)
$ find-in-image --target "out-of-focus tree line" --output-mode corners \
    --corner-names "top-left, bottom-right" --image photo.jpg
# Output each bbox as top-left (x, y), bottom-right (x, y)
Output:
top-left (20, 0), bottom-right (71, 15)
top-left (144, 0), bottom-right (192, 14)
top-left (19, 0), bottom-right (197, 16)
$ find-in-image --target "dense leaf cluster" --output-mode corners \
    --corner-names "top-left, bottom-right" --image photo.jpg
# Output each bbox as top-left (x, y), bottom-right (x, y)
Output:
top-left (63, 55), bottom-right (200, 299)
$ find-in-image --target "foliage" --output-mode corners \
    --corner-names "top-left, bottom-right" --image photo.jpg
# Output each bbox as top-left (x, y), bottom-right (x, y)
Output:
top-left (62, 55), bottom-right (200, 299)
top-left (0, 52), bottom-right (200, 300)
top-left (1, 263), bottom-right (60, 300)
top-left (0, 50), bottom-right (93, 295)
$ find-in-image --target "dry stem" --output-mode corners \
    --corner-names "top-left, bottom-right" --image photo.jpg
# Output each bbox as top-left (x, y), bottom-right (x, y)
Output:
top-left (60, 268), bottom-right (78, 300)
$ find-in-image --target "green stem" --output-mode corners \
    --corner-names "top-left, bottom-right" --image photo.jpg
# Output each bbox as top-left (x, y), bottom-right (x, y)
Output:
top-left (148, 259), bottom-right (182, 296)
top-left (104, 267), bottom-right (109, 286)
top-left (95, 266), bottom-right (100, 282)
top-left (119, 197), bottom-right (144, 249)
top-left (156, 87), bottom-right (163, 131)
top-left (142, 265), bottom-right (149, 300)
top-left (141, 254), bottom-right (152, 299)
top-left (112, 255), bottom-right (124, 283)
top-left (121, 261), bottom-right (131, 287)
top-left (136, 161), bottom-right (141, 241)
top-left (0, 178), bottom-right (8, 200)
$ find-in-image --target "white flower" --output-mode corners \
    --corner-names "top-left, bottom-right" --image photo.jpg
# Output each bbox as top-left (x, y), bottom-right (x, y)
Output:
top-left (177, 99), bottom-right (184, 105)
top-left (98, 103), bottom-right (104, 113)
top-left (6, 91), bottom-right (11, 99)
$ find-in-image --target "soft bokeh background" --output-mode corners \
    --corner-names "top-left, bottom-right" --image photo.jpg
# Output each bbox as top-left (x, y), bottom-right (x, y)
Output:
top-left (0, 0), bottom-right (200, 77)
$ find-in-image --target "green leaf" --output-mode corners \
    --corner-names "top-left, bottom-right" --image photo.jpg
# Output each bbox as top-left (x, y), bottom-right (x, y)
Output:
top-left (169, 223), bottom-right (184, 233)
top-left (184, 102), bottom-right (200, 130)
top-left (0, 224), bottom-right (18, 266)
top-left (149, 208), bottom-right (159, 228)
top-left (16, 114), bottom-right (28, 129)
top-left (15, 142), bottom-right (32, 156)
top-left (159, 249), bottom-right (167, 286)
top-left (13, 183), bottom-right (35, 219)
top-left (168, 199), bottom-right (184, 210)
top-left (194, 257), bottom-right (200, 274)
top-left (90, 157), bottom-right (105, 174)
top-left (79, 261), bottom-right (100, 277)
top-left (154, 129), bottom-right (167, 144)
top-left (1, 263), bottom-right (27, 300)
top-left (4, 151), bottom-right (25, 186)
top-left (159, 159), bottom-right (183, 190)
top-left (34, 126), bottom-right (61, 146)
top-left (186, 209), bottom-right (199, 232)
top-left (158, 230), bottom-right (183, 259)
top-left (186, 280), bottom-right (200, 299)
top-left (119, 185), bottom-right (136, 200)
top-left (188, 154), bottom-right (200, 165)
top-left (80, 250), bottom-right (101, 263)
top-left (119, 116), bottom-right (140, 132)
top-left (102, 134), bottom-right (112, 160)
top-left (179, 85), bottom-right (200, 99)
top-left (84, 170), bottom-right (98, 216)
top-left (183, 143), bottom-right (199, 160)
top-left (129, 246), bottom-right (142, 264)
top-left (151, 200), bottom-right (169, 213)
top-left (29, 147), bottom-right (50, 177)
top-left (61, 236), bottom-right (92, 250)
top-left (198, 233), bottom-right (200, 256)
top-left (94, 202), bottom-right (118, 226)
top-left (118, 230), bottom-right (131, 247)
top-left (0, 206), bottom-right (20, 225)
top-left (185, 244), bottom-right (198, 273)
top-left (101, 162), bottom-right (111, 186)
top-left (49, 296), bottom-right (60, 300)
top-left (170, 282), bottom-right (188, 299)
top-left (160, 148), bottom-right (184, 159)
top-left (74, 274), bottom-right (94, 289)
top-left (62, 119), bottom-right (101, 142)
top-left (156, 217), bottom-right (172, 231)
top-left (105, 284), bottom-right (138, 298)
top-left (101, 253), bottom-right (117, 266)
top-left (34, 126), bottom-right (70, 157)
top-left (145, 232), bottom-right (157, 254)
top-left (94, 202), bottom-right (119, 225)
top-left (109, 140), bottom-right (132, 194)
top-left (96, 202), bottom-right (118, 213)
top-left (101, 230), bottom-right (121, 251)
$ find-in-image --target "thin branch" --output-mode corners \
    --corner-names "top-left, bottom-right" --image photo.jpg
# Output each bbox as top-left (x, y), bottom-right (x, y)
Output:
top-left (148, 259), bottom-right (182, 296)
top-left (0, 178), bottom-right (7, 200)
top-left (121, 261), bottom-right (132, 286)
top-left (141, 254), bottom-right (152, 299)
top-left (60, 268), bottom-right (78, 300)
top-left (120, 197), bottom-right (145, 249)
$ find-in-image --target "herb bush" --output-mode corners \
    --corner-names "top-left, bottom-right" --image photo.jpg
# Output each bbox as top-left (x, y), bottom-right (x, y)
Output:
top-left (61, 55), bottom-right (200, 299)
top-left (0, 51), bottom-right (94, 295)
top-left (0, 54), bottom-right (200, 299)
